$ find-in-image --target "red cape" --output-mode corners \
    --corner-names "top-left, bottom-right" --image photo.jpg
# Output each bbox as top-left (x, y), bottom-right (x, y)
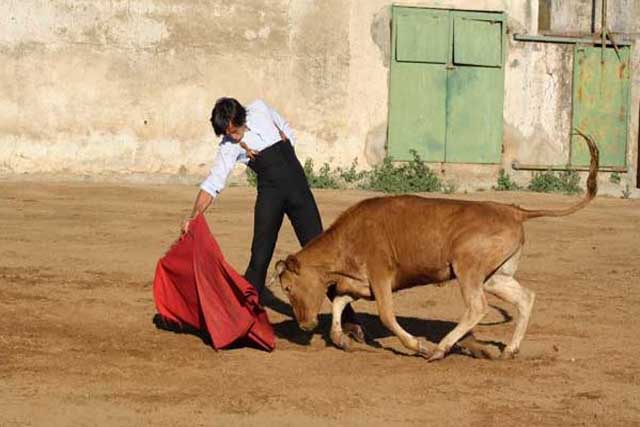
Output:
top-left (152, 213), bottom-right (275, 351)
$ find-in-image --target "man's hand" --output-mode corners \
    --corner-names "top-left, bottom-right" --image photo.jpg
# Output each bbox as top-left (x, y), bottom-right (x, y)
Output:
top-left (239, 141), bottom-right (259, 161)
top-left (181, 190), bottom-right (213, 237)
top-left (278, 128), bottom-right (289, 142)
top-left (180, 217), bottom-right (192, 236)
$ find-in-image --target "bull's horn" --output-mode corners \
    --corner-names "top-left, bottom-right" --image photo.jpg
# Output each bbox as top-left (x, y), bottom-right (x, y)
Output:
top-left (266, 261), bottom-right (286, 288)
top-left (275, 260), bottom-right (287, 275)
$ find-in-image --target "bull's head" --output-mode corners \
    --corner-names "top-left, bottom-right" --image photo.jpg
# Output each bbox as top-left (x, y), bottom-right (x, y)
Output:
top-left (273, 254), bottom-right (327, 331)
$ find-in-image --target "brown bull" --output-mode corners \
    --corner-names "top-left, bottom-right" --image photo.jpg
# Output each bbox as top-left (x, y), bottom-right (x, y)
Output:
top-left (274, 131), bottom-right (598, 362)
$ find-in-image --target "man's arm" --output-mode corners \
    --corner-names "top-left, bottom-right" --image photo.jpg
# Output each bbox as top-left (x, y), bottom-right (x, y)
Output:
top-left (182, 189), bottom-right (214, 234)
top-left (181, 142), bottom-right (240, 234)
top-left (190, 189), bottom-right (214, 218)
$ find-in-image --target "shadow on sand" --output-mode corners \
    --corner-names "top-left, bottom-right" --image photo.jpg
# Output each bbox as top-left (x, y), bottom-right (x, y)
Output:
top-left (262, 286), bottom-right (509, 358)
top-left (152, 287), bottom-right (511, 356)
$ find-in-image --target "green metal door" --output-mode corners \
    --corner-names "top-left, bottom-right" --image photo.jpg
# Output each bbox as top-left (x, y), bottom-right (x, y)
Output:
top-left (388, 7), bottom-right (505, 163)
top-left (388, 7), bottom-right (449, 161)
top-left (445, 12), bottom-right (505, 163)
top-left (571, 45), bottom-right (631, 167)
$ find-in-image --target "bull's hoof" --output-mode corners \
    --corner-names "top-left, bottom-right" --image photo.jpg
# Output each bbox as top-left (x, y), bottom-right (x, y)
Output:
top-left (427, 348), bottom-right (447, 363)
top-left (416, 342), bottom-right (432, 359)
top-left (343, 321), bottom-right (366, 344)
top-left (330, 330), bottom-right (354, 351)
top-left (500, 348), bottom-right (519, 360)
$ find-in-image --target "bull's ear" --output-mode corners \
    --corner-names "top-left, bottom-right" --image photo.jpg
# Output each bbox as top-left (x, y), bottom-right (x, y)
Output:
top-left (285, 255), bottom-right (301, 274)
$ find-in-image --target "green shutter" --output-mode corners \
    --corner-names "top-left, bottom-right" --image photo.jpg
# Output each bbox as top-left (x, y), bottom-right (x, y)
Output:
top-left (388, 7), bottom-right (449, 161)
top-left (445, 67), bottom-right (504, 163)
top-left (571, 45), bottom-right (630, 167)
top-left (387, 7), bottom-right (505, 164)
top-left (396, 8), bottom-right (449, 64)
top-left (388, 64), bottom-right (448, 161)
top-left (453, 14), bottom-right (503, 67)
top-left (445, 11), bottom-right (505, 163)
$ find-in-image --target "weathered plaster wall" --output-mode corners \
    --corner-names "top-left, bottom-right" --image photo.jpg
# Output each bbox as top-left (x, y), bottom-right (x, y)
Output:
top-left (548, 0), bottom-right (640, 34)
top-left (1, 0), bottom-right (638, 195)
top-left (0, 0), bottom-right (355, 181)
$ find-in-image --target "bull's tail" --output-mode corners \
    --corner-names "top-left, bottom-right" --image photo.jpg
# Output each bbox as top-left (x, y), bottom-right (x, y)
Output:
top-left (518, 129), bottom-right (599, 221)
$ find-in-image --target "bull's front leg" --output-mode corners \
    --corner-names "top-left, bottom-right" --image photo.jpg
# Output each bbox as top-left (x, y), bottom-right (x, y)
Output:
top-left (373, 278), bottom-right (431, 358)
top-left (330, 294), bottom-right (355, 350)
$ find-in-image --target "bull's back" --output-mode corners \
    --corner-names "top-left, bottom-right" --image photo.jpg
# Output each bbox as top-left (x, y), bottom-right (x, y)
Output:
top-left (333, 195), bottom-right (518, 240)
top-left (328, 195), bottom-right (523, 286)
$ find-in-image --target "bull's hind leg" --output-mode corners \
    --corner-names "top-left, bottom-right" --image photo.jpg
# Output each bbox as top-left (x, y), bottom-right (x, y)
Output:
top-left (484, 250), bottom-right (535, 358)
top-left (484, 276), bottom-right (535, 358)
top-left (430, 268), bottom-right (489, 362)
top-left (330, 294), bottom-right (355, 350)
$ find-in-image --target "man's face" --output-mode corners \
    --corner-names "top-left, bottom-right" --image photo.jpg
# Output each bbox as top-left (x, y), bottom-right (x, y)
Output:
top-left (225, 123), bottom-right (246, 143)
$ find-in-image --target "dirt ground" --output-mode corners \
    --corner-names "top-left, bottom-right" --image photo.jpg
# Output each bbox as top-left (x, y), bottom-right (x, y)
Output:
top-left (1, 182), bottom-right (639, 426)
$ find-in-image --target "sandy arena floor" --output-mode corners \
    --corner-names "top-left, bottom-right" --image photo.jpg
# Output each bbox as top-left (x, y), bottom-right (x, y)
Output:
top-left (1, 182), bottom-right (639, 426)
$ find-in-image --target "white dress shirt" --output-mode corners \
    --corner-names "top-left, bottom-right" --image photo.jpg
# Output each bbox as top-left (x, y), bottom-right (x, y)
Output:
top-left (200, 99), bottom-right (296, 197)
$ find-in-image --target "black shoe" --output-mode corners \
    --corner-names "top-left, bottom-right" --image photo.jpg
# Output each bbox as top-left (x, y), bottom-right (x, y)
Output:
top-left (152, 313), bottom-right (184, 333)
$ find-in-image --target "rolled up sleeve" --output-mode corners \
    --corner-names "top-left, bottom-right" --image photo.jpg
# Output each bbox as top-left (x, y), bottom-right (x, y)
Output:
top-left (200, 142), bottom-right (241, 197)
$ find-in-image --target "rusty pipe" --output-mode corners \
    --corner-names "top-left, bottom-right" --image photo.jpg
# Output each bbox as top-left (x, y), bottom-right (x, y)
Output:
top-left (601, 0), bottom-right (607, 62)
top-left (511, 161), bottom-right (625, 173)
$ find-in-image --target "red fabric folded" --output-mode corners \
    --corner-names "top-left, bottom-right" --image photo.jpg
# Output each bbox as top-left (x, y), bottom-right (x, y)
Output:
top-left (152, 213), bottom-right (275, 351)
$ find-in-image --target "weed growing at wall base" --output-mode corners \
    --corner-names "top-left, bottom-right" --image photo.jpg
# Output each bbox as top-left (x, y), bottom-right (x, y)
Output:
top-left (363, 150), bottom-right (443, 193)
top-left (335, 159), bottom-right (367, 184)
top-left (494, 169), bottom-right (521, 191)
top-left (246, 167), bottom-right (258, 187)
top-left (527, 169), bottom-right (582, 195)
top-left (248, 159), bottom-right (588, 196)
top-left (621, 184), bottom-right (631, 199)
top-left (303, 159), bottom-right (340, 189)
top-left (609, 172), bottom-right (622, 184)
top-left (246, 150), bottom-right (450, 194)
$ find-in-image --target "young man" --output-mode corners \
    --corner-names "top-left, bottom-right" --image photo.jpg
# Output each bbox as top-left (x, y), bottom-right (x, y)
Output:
top-left (182, 97), bottom-right (362, 338)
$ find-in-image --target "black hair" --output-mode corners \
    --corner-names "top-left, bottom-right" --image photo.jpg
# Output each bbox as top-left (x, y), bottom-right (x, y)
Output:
top-left (210, 97), bottom-right (246, 136)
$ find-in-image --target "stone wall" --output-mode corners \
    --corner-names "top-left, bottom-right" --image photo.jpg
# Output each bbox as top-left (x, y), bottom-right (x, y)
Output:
top-left (0, 0), bottom-right (356, 180)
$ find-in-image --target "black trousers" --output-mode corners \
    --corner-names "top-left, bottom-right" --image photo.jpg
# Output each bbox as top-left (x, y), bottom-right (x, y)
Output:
top-left (244, 140), bottom-right (322, 294)
top-left (244, 186), bottom-right (323, 293)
